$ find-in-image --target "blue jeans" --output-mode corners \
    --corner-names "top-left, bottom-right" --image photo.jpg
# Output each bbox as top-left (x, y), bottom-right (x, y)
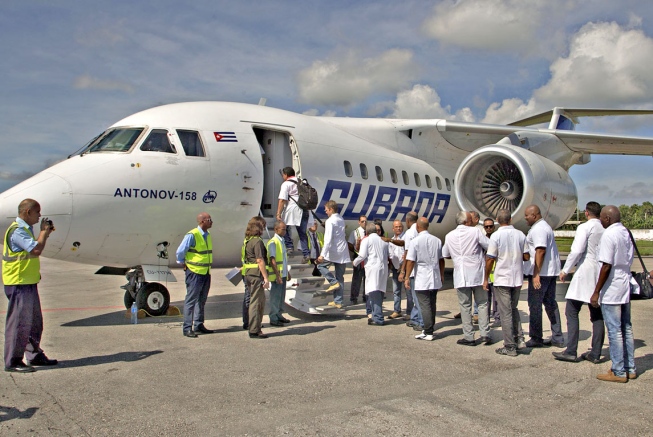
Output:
top-left (409, 277), bottom-right (423, 326)
top-left (366, 290), bottom-right (384, 324)
top-left (269, 278), bottom-right (286, 323)
top-left (527, 275), bottom-right (564, 344)
top-left (601, 302), bottom-right (635, 377)
top-left (317, 261), bottom-right (345, 304)
top-left (390, 266), bottom-right (402, 313)
top-left (284, 209), bottom-right (309, 257)
top-left (183, 270), bottom-right (211, 333)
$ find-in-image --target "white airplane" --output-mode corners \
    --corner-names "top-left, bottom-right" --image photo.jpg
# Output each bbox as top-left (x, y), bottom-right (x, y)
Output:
top-left (1, 102), bottom-right (652, 315)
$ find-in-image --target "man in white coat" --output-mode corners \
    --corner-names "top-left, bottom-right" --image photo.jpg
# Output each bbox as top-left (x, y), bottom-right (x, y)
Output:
top-left (353, 223), bottom-right (389, 326)
top-left (317, 200), bottom-right (350, 309)
top-left (554, 201), bottom-right (605, 363)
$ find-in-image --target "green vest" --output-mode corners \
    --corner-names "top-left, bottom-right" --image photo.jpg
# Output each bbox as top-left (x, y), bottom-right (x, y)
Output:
top-left (307, 231), bottom-right (324, 251)
top-left (185, 228), bottom-right (212, 275)
top-left (266, 236), bottom-right (286, 282)
top-left (2, 222), bottom-right (41, 285)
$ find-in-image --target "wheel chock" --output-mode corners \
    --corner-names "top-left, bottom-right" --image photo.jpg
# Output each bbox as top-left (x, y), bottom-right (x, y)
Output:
top-left (165, 306), bottom-right (181, 316)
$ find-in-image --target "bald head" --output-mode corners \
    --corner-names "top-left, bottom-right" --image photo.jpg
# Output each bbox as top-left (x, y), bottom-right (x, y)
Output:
top-left (600, 205), bottom-right (621, 229)
top-left (197, 212), bottom-right (213, 230)
top-left (524, 204), bottom-right (541, 227)
top-left (416, 217), bottom-right (429, 231)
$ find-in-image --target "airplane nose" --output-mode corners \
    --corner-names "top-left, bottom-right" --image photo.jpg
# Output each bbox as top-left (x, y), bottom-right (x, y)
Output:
top-left (0, 171), bottom-right (72, 257)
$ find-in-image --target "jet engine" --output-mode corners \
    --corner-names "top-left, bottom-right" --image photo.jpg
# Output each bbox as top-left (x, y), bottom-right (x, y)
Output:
top-left (454, 144), bottom-right (577, 232)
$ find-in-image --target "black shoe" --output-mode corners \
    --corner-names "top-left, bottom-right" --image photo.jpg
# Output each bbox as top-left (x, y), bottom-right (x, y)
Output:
top-left (457, 338), bottom-right (477, 346)
top-left (368, 319), bottom-right (384, 326)
top-left (249, 332), bottom-right (269, 339)
top-left (242, 323), bottom-right (249, 330)
top-left (194, 324), bottom-right (215, 334)
top-left (4, 361), bottom-right (36, 373)
top-left (183, 330), bottom-right (198, 338)
top-left (479, 336), bottom-right (493, 345)
top-left (525, 339), bottom-right (544, 348)
top-left (552, 351), bottom-right (577, 362)
top-left (350, 299), bottom-right (358, 305)
top-left (279, 317), bottom-right (291, 323)
top-left (412, 325), bottom-right (423, 331)
top-left (580, 351), bottom-right (601, 364)
top-left (27, 353), bottom-right (58, 366)
top-left (270, 320), bottom-right (284, 327)
top-left (406, 321), bottom-right (418, 328)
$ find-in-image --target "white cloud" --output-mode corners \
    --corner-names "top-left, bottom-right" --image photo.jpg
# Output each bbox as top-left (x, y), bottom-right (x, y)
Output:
top-left (614, 181), bottom-right (653, 200)
top-left (74, 74), bottom-right (134, 93)
top-left (302, 109), bottom-right (337, 117)
top-left (422, 0), bottom-right (550, 52)
top-left (379, 84), bottom-right (475, 121)
top-left (297, 49), bottom-right (417, 106)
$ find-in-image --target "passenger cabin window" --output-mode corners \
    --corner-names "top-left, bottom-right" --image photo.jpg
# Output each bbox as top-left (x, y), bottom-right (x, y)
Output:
top-left (344, 161), bottom-right (353, 177)
top-left (445, 178), bottom-right (451, 191)
top-left (390, 168), bottom-right (398, 184)
top-left (375, 166), bottom-right (383, 182)
top-left (360, 163), bottom-right (368, 180)
top-left (86, 127), bottom-right (144, 153)
top-left (436, 177), bottom-right (442, 190)
top-left (414, 173), bottom-right (421, 187)
top-left (402, 170), bottom-right (409, 185)
top-left (176, 130), bottom-right (205, 157)
top-left (140, 129), bottom-right (176, 153)
top-left (425, 175), bottom-right (432, 188)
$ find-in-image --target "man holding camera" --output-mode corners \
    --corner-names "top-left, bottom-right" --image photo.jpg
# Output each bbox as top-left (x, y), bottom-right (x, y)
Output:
top-left (3, 198), bottom-right (58, 372)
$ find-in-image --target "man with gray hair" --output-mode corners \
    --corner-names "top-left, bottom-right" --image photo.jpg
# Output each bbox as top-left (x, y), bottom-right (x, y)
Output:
top-left (353, 223), bottom-right (389, 326)
top-left (484, 209), bottom-right (529, 356)
top-left (591, 205), bottom-right (635, 383)
top-left (443, 211), bottom-right (491, 346)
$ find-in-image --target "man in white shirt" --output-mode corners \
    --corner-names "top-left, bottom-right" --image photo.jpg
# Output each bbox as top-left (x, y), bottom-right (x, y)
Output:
top-left (484, 209), bottom-right (529, 356)
top-left (398, 212), bottom-right (423, 330)
top-left (353, 223), bottom-right (389, 326)
top-left (591, 205), bottom-right (635, 383)
top-left (554, 201), bottom-right (605, 363)
top-left (347, 215), bottom-right (367, 305)
top-left (443, 211), bottom-right (491, 346)
top-left (524, 204), bottom-right (564, 348)
top-left (317, 200), bottom-right (350, 309)
top-left (388, 220), bottom-right (405, 319)
top-left (404, 217), bottom-right (444, 341)
top-left (276, 167), bottom-right (309, 263)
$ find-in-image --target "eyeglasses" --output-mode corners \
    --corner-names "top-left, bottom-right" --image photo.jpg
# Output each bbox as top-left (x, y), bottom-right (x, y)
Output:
top-left (484, 225), bottom-right (494, 229)
top-left (203, 218), bottom-right (213, 222)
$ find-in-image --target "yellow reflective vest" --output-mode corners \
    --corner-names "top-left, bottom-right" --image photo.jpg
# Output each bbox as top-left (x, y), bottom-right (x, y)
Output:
top-left (185, 228), bottom-right (212, 275)
top-left (2, 222), bottom-right (41, 285)
top-left (266, 236), bottom-right (286, 282)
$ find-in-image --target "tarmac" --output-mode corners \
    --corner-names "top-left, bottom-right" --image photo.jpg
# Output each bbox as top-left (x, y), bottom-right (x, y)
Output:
top-left (1, 257), bottom-right (653, 436)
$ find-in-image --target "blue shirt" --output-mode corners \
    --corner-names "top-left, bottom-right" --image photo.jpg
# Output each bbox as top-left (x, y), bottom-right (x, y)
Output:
top-left (175, 226), bottom-right (209, 264)
top-left (8, 217), bottom-right (38, 253)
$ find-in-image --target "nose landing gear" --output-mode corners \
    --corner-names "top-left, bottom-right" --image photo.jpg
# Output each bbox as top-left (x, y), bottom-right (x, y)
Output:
top-left (121, 267), bottom-right (171, 316)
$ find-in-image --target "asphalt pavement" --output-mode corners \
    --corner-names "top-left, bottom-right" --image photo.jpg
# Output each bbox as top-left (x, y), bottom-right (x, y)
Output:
top-left (1, 257), bottom-right (652, 436)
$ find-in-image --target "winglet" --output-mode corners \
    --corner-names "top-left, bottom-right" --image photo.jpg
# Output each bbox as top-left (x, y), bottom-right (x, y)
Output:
top-left (509, 107), bottom-right (653, 131)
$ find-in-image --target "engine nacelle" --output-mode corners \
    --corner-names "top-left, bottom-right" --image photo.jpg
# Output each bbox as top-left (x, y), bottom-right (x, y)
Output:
top-left (454, 144), bottom-right (577, 232)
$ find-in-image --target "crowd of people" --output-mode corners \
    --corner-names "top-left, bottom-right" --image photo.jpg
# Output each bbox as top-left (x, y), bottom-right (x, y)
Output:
top-left (2, 190), bottom-right (638, 384)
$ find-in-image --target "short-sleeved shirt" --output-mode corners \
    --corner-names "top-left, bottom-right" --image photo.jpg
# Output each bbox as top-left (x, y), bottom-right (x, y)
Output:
top-left (406, 230), bottom-right (443, 290)
top-left (8, 217), bottom-right (38, 253)
top-left (525, 218), bottom-right (561, 276)
top-left (244, 237), bottom-right (267, 277)
top-left (267, 234), bottom-right (288, 276)
top-left (403, 223), bottom-right (419, 278)
top-left (597, 222), bottom-right (634, 304)
top-left (487, 225), bottom-right (528, 288)
top-left (389, 232), bottom-right (405, 270)
top-left (278, 177), bottom-right (303, 226)
top-left (442, 225), bottom-right (489, 288)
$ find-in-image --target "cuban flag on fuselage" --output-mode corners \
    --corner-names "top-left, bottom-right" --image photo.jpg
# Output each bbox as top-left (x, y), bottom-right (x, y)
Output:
top-left (214, 132), bottom-right (238, 142)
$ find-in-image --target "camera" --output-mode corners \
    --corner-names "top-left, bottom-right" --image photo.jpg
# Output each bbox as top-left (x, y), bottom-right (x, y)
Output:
top-left (45, 219), bottom-right (53, 227)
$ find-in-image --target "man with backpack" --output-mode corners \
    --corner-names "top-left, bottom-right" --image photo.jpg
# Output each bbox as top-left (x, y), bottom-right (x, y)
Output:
top-left (276, 167), bottom-right (310, 263)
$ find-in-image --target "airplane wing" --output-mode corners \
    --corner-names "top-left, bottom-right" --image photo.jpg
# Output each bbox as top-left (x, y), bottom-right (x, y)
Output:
top-left (553, 129), bottom-right (653, 156)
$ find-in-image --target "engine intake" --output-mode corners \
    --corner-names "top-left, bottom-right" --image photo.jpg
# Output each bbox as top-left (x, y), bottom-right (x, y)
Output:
top-left (454, 144), bottom-right (577, 232)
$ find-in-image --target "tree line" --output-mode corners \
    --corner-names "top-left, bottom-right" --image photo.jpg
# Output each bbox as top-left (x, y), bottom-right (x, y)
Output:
top-left (563, 202), bottom-right (653, 229)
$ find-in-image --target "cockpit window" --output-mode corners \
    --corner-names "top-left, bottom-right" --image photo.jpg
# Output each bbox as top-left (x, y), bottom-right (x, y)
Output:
top-left (176, 130), bottom-right (205, 157)
top-left (140, 129), bottom-right (176, 153)
top-left (86, 127), bottom-right (144, 153)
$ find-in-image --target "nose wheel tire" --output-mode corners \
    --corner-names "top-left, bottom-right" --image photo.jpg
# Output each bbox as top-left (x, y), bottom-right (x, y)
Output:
top-left (124, 290), bottom-right (135, 309)
top-left (136, 282), bottom-right (170, 316)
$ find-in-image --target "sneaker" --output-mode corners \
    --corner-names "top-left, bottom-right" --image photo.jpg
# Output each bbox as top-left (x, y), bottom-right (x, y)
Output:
top-left (301, 256), bottom-right (310, 264)
top-left (479, 336), bottom-right (493, 345)
top-left (403, 314), bottom-right (411, 321)
top-left (628, 372), bottom-right (638, 380)
top-left (326, 283), bottom-right (341, 292)
top-left (388, 311), bottom-right (403, 319)
top-left (495, 346), bottom-right (518, 357)
top-left (596, 370), bottom-right (627, 383)
top-left (516, 338), bottom-right (527, 350)
top-left (327, 301), bottom-right (343, 309)
top-left (457, 338), bottom-right (477, 346)
top-left (415, 332), bottom-right (435, 341)
top-left (525, 339), bottom-right (544, 348)
top-left (579, 351), bottom-right (601, 364)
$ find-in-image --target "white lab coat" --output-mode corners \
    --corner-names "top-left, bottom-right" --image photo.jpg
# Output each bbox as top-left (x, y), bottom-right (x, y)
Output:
top-left (563, 219), bottom-right (604, 303)
top-left (353, 233), bottom-right (389, 294)
top-left (320, 213), bottom-right (350, 264)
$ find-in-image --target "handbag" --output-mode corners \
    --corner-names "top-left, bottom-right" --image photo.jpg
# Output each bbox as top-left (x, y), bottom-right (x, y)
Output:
top-left (627, 230), bottom-right (653, 300)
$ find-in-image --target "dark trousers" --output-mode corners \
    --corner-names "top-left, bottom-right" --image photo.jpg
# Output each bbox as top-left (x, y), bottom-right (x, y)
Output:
top-left (183, 270), bottom-right (211, 333)
top-left (488, 283), bottom-right (500, 322)
top-left (495, 286), bottom-right (524, 349)
top-left (527, 275), bottom-right (564, 344)
top-left (4, 284), bottom-right (44, 368)
top-left (415, 289), bottom-right (438, 335)
top-left (350, 264), bottom-right (365, 302)
top-left (245, 275), bottom-right (266, 335)
top-left (242, 282), bottom-right (251, 327)
top-left (564, 299), bottom-right (605, 358)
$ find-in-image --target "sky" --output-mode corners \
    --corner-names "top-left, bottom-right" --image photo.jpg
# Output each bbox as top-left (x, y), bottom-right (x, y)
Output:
top-left (1, 0), bottom-right (653, 208)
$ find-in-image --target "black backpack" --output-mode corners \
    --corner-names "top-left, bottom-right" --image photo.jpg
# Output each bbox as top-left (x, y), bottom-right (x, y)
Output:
top-left (290, 178), bottom-right (319, 211)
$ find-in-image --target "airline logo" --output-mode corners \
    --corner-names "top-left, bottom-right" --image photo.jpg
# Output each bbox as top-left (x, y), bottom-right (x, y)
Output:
top-left (315, 180), bottom-right (450, 223)
top-left (214, 132), bottom-right (238, 142)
